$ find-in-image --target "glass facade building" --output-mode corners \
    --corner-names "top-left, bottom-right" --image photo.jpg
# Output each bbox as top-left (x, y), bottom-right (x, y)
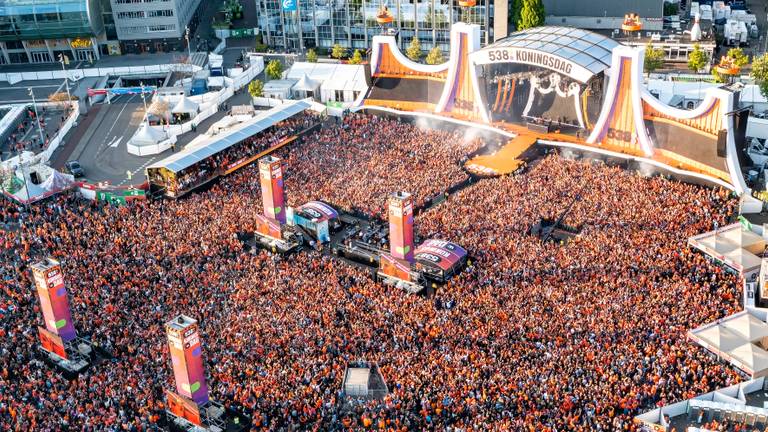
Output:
top-left (0, 0), bottom-right (104, 40)
top-left (257, 0), bottom-right (498, 54)
top-left (0, 0), bottom-right (109, 64)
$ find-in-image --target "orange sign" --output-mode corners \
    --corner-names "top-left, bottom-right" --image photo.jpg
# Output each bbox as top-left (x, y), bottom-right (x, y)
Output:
top-left (71, 38), bottom-right (92, 49)
top-left (38, 326), bottom-right (67, 359)
top-left (166, 390), bottom-right (202, 426)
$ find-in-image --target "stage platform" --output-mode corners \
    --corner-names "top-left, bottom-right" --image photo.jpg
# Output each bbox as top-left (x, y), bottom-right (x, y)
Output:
top-left (465, 135), bottom-right (537, 175)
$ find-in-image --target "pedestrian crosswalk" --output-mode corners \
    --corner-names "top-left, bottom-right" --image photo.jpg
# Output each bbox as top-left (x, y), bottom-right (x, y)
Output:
top-left (190, 52), bottom-right (208, 68)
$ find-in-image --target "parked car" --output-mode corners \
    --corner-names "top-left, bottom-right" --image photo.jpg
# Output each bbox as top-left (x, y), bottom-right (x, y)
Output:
top-left (65, 160), bottom-right (84, 178)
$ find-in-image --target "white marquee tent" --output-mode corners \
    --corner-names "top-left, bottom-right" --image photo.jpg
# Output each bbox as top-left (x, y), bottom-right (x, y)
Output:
top-left (286, 62), bottom-right (368, 103)
top-left (694, 325), bottom-right (744, 352)
top-left (727, 343), bottom-right (768, 378)
top-left (171, 95), bottom-right (199, 114)
top-left (130, 122), bottom-right (167, 146)
top-left (691, 311), bottom-right (768, 378)
top-left (722, 312), bottom-right (768, 343)
top-left (292, 73), bottom-right (320, 99)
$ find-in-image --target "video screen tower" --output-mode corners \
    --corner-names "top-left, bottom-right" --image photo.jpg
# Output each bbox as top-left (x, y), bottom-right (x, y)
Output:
top-left (164, 315), bottom-right (247, 431)
top-left (388, 192), bottom-right (415, 262)
top-left (166, 315), bottom-right (209, 406)
top-left (259, 155), bottom-right (286, 224)
top-left (32, 257), bottom-right (92, 374)
top-left (32, 258), bottom-right (77, 342)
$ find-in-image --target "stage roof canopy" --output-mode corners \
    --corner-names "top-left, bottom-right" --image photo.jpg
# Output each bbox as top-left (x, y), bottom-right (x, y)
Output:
top-left (480, 26), bottom-right (618, 76)
top-left (148, 100), bottom-right (309, 173)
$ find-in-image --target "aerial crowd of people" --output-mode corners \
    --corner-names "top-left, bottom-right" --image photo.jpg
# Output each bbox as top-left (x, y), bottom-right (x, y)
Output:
top-left (280, 114), bottom-right (483, 217)
top-left (0, 112), bottom-right (748, 431)
top-left (2, 106), bottom-right (70, 159)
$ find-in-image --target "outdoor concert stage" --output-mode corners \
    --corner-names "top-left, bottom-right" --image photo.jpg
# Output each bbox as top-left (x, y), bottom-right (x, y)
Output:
top-left (362, 23), bottom-right (752, 195)
top-left (465, 135), bottom-right (536, 176)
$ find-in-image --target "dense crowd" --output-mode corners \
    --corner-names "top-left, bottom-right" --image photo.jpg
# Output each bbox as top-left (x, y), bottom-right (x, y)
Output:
top-left (0, 116), bottom-right (746, 431)
top-left (1, 106), bottom-right (71, 159)
top-left (280, 114), bottom-right (483, 217)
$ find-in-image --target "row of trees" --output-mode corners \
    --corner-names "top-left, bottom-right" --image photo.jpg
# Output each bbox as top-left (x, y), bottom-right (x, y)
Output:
top-left (298, 0), bottom-right (547, 67)
top-left (643, 44), bottom-right (746, 77)
top-left (405, 38), bottom-right (446, 64)
top-left (304, 41), bottom-right (446, 65)
top-left (303, 46), bottom-right (364, 64)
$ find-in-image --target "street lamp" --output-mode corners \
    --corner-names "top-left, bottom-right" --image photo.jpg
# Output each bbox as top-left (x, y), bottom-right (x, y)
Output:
top-left (185, 26), bottom-right (192, 62)
top-left (139, 81), bottom-right (149, 124)
top-left (27, 87), bottom-right (46, 150)
top-left (58, 53), bottom-right (72, 111)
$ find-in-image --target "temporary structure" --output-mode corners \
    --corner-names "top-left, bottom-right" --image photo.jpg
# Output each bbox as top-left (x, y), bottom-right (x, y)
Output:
top-left (722, 313), bottom-right (768, 343)
top-left (131, 122), bottom-right (167, 146)
top-left (292, 73), bottom-right (320, 99)
top-left (171, 95), bottom-right (199, 114)
top-left (694, 325), bottom-right (744, 352)
top-left (286, 62), bottom-right (368, 103)
top-left (40, 170), bottom-right (74, 192)
top-left (727, 343), bottom-right (768, 378)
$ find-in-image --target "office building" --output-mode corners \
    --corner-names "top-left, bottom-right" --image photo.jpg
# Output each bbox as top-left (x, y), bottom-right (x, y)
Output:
top-left (111, 0), bottom-right (203, 54)
top-left (0, 0), bottom-right (116, 64)
top-left (256, 0), bottom-right (506, 54)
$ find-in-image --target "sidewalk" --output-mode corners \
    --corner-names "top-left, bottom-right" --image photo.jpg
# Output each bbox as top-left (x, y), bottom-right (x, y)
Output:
top-left (0, 52), bottom-right (201, 74)
top-left (49, 104), bottom-right (102, 169)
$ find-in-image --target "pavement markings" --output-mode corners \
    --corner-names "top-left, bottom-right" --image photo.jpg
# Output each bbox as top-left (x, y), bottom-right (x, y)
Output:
top-left (109, 137), bottom-right (122, 148)
top-left (94, 94), bottom-right (137, 158)
top-left (116, 155), bottom-right (161, 186)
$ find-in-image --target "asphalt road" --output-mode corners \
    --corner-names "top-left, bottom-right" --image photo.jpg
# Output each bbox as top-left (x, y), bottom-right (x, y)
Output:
top-left (52, 90), bottom-right (255, 186)
top-left (55, 95), bottom-right (157, 185)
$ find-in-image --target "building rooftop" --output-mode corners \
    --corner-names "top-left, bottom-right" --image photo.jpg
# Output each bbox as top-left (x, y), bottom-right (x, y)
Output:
top-left (481, 26), bottom-right (618, 76)
top-left (605, 17), bottom-right (716, 46)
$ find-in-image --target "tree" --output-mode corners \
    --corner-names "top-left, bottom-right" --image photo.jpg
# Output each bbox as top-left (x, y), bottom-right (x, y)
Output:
top-left (687, 43), bottom-right (709, 73)
top-left (510, 0), bottom-right (523, 30)
top-left (406, 38), bottom-right (422, 62)
top-left (517, 0), bottom-right (544, 31)
top-left (663, 1), bottom-right (679, 16)
top-left (331, 44), bottom-right (347, 60)
top-left (248, 79), bottom-right (264, 98)
top-left (265, 60), bottom-right (283, 80)
top-left (711, 68), bottom-right (725, 84)
top-left (726, 47), bottom-right (749, 67)
top-left (751, 53), bottom-right (768, 99)
top-left (349, 49), bottom-right (363, 65)
top-left (306, 48), bottom-right (318, 63)
top-left (644, 45), bottom-right (665, 74)
top-left (425, 47), bottom-right (445, 65)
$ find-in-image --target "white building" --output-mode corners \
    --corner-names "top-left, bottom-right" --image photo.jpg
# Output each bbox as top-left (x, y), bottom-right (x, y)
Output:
top-left (111, 0), bottom-right (202, 54)
top-left (285, 62), bottom-right (369, 105)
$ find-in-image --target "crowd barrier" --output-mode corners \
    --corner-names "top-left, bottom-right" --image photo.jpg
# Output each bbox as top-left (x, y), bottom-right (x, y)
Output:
top-left (127, 61), bottom-right (262, 156)
top-left (0, 106), bottom-right (26, 146)
top-left (1, 63), bottom-right (202, 85)
top-left (36, 102), bottom-right (80, 164)
top-left (0, 101), bottom-right (79, 165)
top-left (127, 134), bottom-right (176, 157)
top-left (252, 97), bottom-right (285, 108)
